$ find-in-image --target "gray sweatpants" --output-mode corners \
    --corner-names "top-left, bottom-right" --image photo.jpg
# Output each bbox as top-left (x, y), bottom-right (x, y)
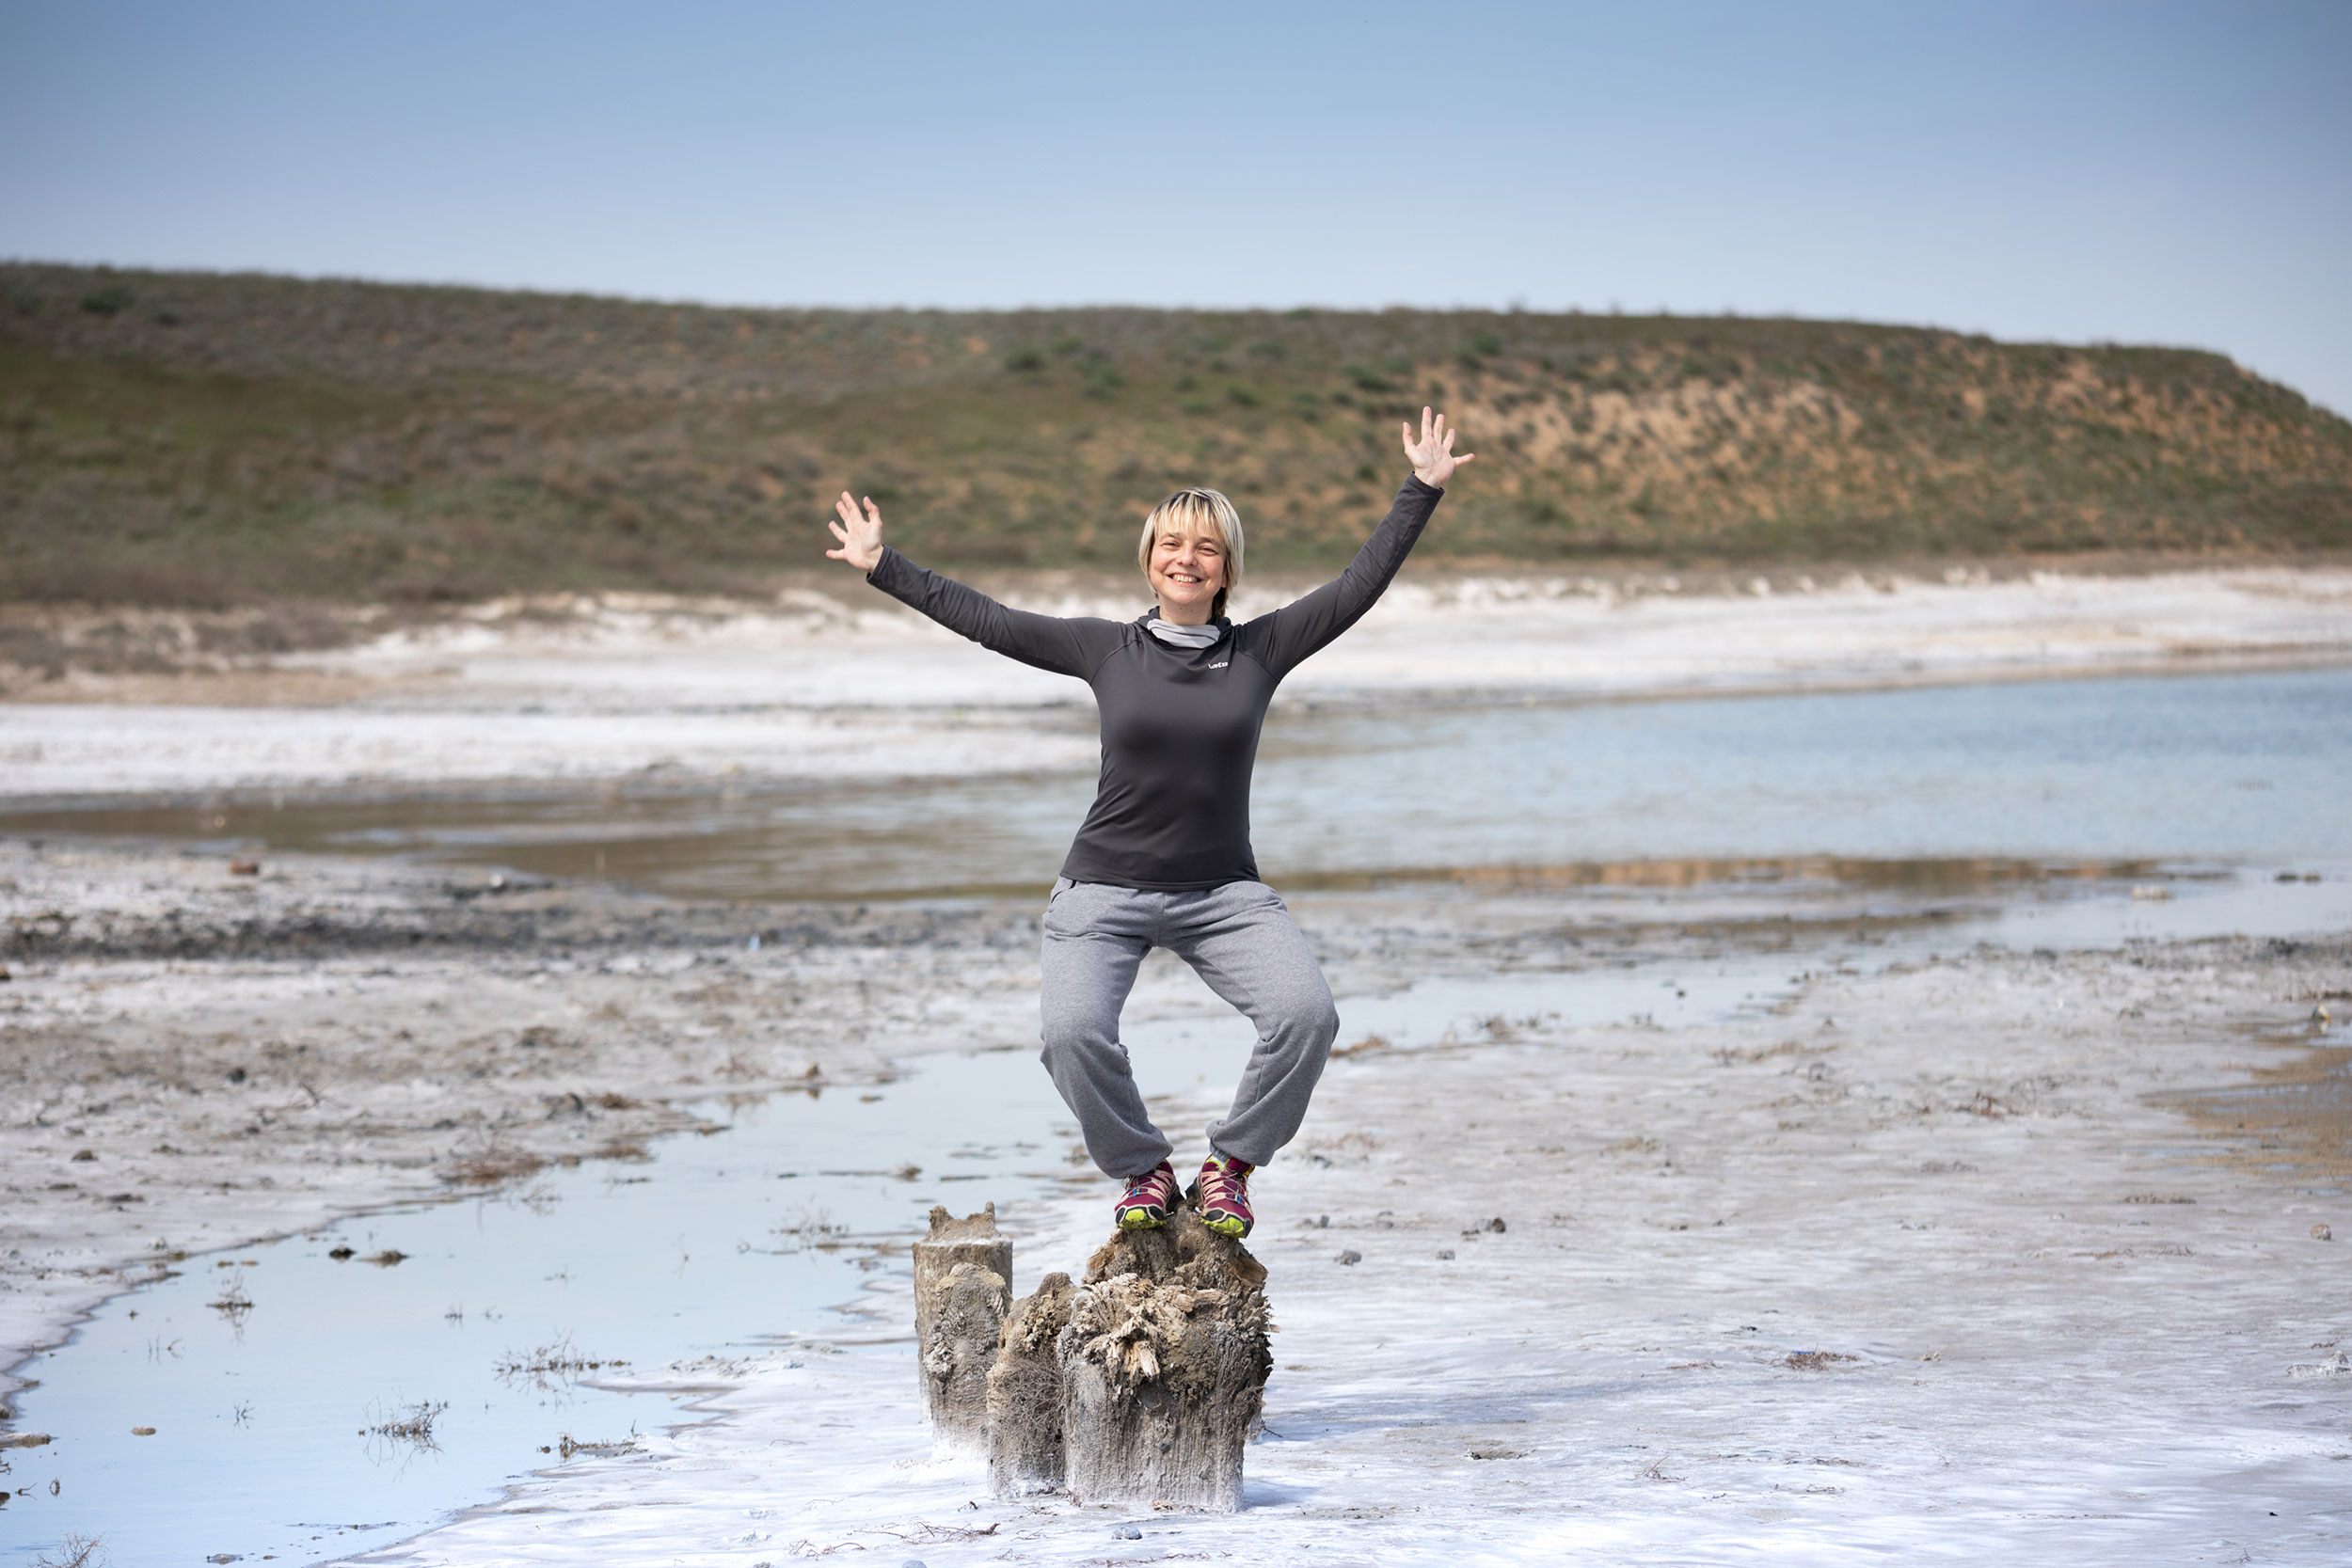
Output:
top-left (1040, 877), bottom-right (1339, 1179)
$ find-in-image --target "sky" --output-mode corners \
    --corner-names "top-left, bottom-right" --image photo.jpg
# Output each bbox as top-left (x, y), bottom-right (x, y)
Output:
top-left (4, 0), bottom-right (2348, 413)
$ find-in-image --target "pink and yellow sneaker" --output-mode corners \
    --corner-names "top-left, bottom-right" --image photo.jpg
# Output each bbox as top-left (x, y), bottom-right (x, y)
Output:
top-left (1192, 1154), bottom-right (1255, 1239)
top-left (1115, 1160), bottom-right (1180, 1230)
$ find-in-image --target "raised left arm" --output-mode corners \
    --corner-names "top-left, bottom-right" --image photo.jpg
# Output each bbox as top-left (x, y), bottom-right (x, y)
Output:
top-left (1248, 408), bottom-right (1471, 675)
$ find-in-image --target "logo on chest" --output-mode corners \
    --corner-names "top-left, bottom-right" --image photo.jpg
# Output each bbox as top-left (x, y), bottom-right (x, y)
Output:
top-left (1208, 661), bottom-right (1229, 669)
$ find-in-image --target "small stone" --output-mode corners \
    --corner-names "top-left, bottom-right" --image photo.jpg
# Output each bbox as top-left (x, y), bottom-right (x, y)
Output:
top-left (2289, 1351), bottom-right (2351, 1380)
top-left (1114, 1526), bottom-right (1142, 1539)
top-left (2313, 1223), bottom-right (2333, 1242)
top-left (72, 1149), bottom-right (95, 1162)
top-left (0, 1432), bottom-right (51, 1448)
top-left (1437, 1249), bottom-right (1455, 1259)
top-left (229, 857), bottom-right (261, 876)
top-left (327, 1246), bottom-right (355, 1260)
top-left (132, 1425), bottom-right (157, 1435)
top-left (1336, 1250), bottom-right (1361, 1266)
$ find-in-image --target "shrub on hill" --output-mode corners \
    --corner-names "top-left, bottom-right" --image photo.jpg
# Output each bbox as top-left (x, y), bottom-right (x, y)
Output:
top-left (3, 262), bottom-right (2347, 604)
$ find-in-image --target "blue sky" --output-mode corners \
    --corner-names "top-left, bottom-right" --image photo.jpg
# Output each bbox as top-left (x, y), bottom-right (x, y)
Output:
top-left (5, 0), bottom-right (2347, 412)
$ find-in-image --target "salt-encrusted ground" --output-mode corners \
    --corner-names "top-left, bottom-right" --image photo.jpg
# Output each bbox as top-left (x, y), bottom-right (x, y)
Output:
top-left (1, 837), bottom-right (1895, 1421)
top-left (366, 935), bottom-right (2350, 1568)
top-left (6, 564), bottom-right (2348, 800)
top-left (5, 565), bottom-right (2349, 1563)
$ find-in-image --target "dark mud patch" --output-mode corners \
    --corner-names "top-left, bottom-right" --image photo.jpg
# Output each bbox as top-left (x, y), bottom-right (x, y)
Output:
top-left (2153, 990), bottom-right (2352, 1184)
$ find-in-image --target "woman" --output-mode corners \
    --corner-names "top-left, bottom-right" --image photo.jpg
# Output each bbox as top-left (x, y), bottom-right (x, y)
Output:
top-left (826, 407), bottom-right (1473, 1240)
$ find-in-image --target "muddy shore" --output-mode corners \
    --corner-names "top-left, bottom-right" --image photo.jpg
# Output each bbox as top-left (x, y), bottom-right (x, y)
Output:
top-left (3, 843), bottom-right (2348, 1560)
top-left (382, 913), bottom-right (2351, 1565)
top-left (4, 562), bottom-right (2349, 1560)
top-left (0, 833), bottom-right (1912, 1418)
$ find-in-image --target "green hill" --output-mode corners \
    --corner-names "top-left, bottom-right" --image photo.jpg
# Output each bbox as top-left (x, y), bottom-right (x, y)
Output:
top-left (4, 261), bottom-right (2347, 604)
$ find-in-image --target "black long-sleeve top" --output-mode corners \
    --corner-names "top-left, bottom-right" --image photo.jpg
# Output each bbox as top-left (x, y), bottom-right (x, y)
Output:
top-left (866, 475), bottom-right (1445, 889)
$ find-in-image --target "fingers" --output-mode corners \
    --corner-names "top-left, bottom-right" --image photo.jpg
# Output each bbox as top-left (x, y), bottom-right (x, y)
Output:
top-left (834, 492), bottom-right (862, 528)
top-left (828, 519), bottom-right (849, 544)
top-left (862, 496), bottom-right (882, 525)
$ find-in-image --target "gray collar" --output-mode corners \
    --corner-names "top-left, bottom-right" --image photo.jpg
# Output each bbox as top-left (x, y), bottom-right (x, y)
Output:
top-left (1145, 616), bottom-right (1224, 649)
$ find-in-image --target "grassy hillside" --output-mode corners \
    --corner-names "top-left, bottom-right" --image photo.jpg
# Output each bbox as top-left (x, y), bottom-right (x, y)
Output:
top-left (4, 261), bottom-right (2349, 605)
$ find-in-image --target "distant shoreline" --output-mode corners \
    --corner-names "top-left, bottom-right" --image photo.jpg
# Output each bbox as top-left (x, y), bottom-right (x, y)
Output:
top-left (4, 561), bottom-right (2347, 811)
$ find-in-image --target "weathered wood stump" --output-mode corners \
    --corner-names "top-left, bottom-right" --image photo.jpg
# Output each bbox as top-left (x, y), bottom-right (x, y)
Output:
top-left (1055, 1205), bottom-right (1272, 1513)
top-left (985, 1271), bottom-right (1074, 1496)
top-left (914, 1204), bottom-right (1012, 1452)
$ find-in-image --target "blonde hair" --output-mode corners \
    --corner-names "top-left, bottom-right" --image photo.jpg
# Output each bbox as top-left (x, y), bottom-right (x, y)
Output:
top-left (1136, 487), bottom-right (1245, 619)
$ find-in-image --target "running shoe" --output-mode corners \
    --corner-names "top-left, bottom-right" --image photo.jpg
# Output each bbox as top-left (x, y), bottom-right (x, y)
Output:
top-left (1115, 1160), bottom-right (1180, 1230)
top-left (1193, 1154), bottom-right (1256, 1239)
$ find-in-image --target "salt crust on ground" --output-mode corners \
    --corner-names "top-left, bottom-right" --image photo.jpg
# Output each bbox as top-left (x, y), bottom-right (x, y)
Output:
top-left (2, 840), bottom-right (1875, 1416)
top-left (365, 938), bottom-right (2349, 1567)
top-left (6, 565), bottom-right (2348, 799)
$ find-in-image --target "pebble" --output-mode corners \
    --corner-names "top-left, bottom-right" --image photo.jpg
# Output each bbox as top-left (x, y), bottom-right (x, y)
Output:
top-left (1437, 1249), bottom-right (1455, 1259)
top-left (1114, 1526), bottom-right (1142, 1539)
top-left (2288, 1351), bottom-right (2350, 1380)
top-left (2314, 1223), bottom-right (2333, 1242)
top-left (132, 1425), bottom-right (157, 1435)
top-left (1336, 1250), bottom-right (1362, 1265)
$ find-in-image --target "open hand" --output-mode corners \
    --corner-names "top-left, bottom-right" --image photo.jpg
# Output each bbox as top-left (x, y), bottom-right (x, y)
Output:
top-left (826, 491), bottom-right (884, 572)
top-left (1402, 406), bottom-right (1474, 488)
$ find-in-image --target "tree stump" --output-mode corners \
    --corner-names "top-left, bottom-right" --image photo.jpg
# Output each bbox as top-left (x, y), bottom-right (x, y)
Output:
top-left (914, 1203), bottom-right (1012, 1452)
top-left (986, 1271), bottom-right (1074, 1496)
top-left (1056, 1204), bottom-right (1273, 1513)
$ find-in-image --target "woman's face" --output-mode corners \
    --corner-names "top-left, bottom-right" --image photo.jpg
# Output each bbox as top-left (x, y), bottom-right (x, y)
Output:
top-left (1147, 522), bottom-right (1229, 620)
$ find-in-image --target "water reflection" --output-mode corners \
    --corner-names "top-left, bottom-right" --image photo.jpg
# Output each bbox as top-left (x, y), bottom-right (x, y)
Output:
top-left (4, 667), bottom-right (2344, 901)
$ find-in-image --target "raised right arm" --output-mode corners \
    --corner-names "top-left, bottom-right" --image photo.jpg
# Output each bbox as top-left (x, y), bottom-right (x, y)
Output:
top-left (829, 489), bottom-right (1112, 678)
top-left (866, 546), bottom-right (1113, 678)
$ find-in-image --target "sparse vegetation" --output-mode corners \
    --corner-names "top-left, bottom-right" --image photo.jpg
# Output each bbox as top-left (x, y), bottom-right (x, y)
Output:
top-left (363, 1397), bottom-right (448, 1445)
top-left (31, 1533), bottom-right (106, 1568)
top-left (3, 261), bottom-right (2347, 607)
top-left (443, 1145), bottom-right (548, 1185)
top-left (495, 1333), bottom-right (626, 1390)
top-left (206, 1275), bottom-right (251, 1325)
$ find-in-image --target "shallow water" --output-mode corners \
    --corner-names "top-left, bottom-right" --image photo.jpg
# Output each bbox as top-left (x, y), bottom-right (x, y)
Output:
top-left (0, 961), bottom-right (1809, 1566)
top-left (6, 666), bottom-right (2352, 1562)
top-left (7, 667), bottom-right (2348, 901)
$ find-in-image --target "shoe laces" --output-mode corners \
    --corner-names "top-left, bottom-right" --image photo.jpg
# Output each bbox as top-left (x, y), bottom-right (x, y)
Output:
top-left (1122, 1162), bottom-right (1174, 1201)
top-left (1200, 1155), bottom-right (1253, 1202)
